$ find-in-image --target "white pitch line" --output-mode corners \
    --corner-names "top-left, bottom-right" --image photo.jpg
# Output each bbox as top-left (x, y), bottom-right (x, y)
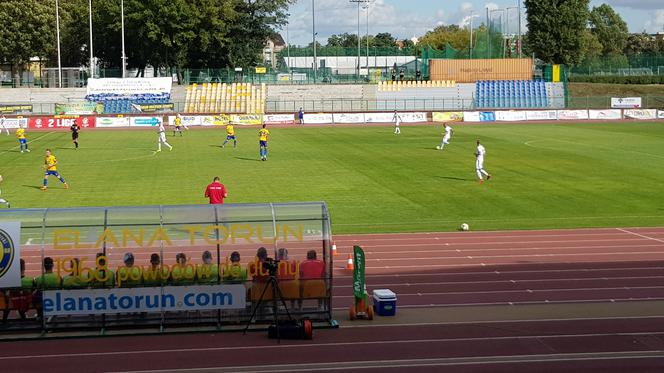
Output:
top-left (0, 131), bottom-right (59, 157)
top-left (616, 228), bottom-right (664, 244)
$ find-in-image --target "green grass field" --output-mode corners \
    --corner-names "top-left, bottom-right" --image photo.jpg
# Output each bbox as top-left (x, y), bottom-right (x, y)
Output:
top-left (1, 123), bottom-right (663, 234)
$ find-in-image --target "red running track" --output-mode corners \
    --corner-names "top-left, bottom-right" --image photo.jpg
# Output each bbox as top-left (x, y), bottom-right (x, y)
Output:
top-left (3, 227), bottom-right (664, 372)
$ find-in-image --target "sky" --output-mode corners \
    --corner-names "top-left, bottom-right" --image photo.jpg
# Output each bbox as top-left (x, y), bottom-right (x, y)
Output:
top-left (281, 0), bottom-right (664, 46)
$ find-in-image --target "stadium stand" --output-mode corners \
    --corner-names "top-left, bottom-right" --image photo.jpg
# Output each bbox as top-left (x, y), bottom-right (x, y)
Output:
top-left (375, 80), bottom-right (475, 111)
top-left (86, 93), bottom-right (171, 114)
top-left (184, 82), bottom-right (266, 114)
top-left (475, 80), bottom-right (548, 109)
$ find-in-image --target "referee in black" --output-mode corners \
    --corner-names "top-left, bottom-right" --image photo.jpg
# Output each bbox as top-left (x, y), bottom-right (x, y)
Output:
top-left (70, 123), bottom-right (80, 149)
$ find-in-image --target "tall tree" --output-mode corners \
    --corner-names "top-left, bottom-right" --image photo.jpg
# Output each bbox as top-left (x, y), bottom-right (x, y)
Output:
top-left (524, 0), bottom-right (590, 64)
top-left (417, 25), bottom-right (469, 51)
top-left (0, 0), bottom-right (55, 83)
top-left (588, 4), bottom-right (628, 57)
top-left (623, 32), bottom-right (658, 56)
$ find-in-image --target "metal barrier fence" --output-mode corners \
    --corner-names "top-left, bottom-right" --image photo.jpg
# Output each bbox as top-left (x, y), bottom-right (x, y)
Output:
top-left (0, 203), bottom-right (333, 335)
top-left (9, 96), bottom-right (664, 115)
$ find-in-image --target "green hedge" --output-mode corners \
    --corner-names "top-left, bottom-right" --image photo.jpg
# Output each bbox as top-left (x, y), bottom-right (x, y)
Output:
top-left (568, 75), bottom-right (664, 84)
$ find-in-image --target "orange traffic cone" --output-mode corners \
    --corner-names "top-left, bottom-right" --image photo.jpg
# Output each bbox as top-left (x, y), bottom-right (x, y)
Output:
top-left (332, 242), bottom-right (338, 256)
top-left (346, 254), bottom-right (354, 271)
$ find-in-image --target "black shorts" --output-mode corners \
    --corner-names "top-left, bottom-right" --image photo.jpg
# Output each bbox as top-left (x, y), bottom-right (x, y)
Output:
top-left (72, 133), bottom-right (79, 140)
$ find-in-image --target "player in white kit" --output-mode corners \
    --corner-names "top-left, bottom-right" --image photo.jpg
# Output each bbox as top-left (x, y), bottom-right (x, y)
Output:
top-left (157, 122), bottom-right (173, 152)
top-left (475, 140), bottom-right (492, 183)
top-left (0, 115), bottom-right (10, 136)
top-left (439, 123), bottom-right (453, 150)
top-left (0, 175), bottom-right (9, 208)
top-left (392, 110), bottom-right (401, 134)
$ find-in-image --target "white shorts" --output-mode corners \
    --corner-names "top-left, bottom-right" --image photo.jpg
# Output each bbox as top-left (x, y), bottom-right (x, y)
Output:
top-left (476, 158), bottom-right (484, 170)
top-left (159, 133), bottom-right (167, 142)
top-left (443, 135), bottom-right (450, 144)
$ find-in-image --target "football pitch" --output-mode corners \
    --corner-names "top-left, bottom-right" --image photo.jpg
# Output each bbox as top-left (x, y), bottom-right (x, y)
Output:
top-left (1, 122), bottom-right (663, 234)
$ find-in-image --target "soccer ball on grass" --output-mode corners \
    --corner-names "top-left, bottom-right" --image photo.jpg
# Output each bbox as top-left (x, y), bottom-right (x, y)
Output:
top-left (460, 223), bottom-right (469, 231)
top-left (436, 146), bottom-right (441, 150)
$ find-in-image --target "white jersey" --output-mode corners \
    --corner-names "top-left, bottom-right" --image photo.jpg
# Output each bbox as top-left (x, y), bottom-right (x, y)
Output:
top-left (476, 144), bottom-right (486, 160)
top-left (393, 113), bottom-right (401, 126)
top-left (444, 126), bottom-right (452, 137)
top-left (158, 124), bottom-right (166, 133)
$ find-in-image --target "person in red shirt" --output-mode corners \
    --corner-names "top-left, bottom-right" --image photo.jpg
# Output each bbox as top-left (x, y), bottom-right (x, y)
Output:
top-left (204, 176), bottom-right (228, 204)
top-left (300, 250), bottom-right (325, 280)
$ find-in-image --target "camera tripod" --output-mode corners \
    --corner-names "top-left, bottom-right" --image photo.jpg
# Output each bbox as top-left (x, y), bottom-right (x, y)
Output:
top-left (243, 273), bottom-right (293, 342)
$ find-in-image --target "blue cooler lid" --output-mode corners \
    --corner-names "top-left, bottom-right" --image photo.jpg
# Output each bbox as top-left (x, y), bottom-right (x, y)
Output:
top-left (373, 289), bottom-right (396, 300)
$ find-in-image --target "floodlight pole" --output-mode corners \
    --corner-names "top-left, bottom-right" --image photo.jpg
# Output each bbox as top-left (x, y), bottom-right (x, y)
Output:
top-left (56, 0), bottom-right (63, 88)
top-left (89, 0), bottom-right (94, 78)
top-left (350, 0), bottom-right (367, 79)
top-left (365, 2), bottom-right (369, 71)
top-left (121, 0), bottom-right (127, 78)
top-left (286, 22), bottom-right (291, 73)
top-left (517, 0), bottom-right (522, 57)
top-left (312, 0), bottom-right (317, 82)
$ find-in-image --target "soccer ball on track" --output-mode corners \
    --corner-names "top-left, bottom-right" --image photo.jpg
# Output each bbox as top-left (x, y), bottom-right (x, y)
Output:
top-left (460, 223), bottom-right (469, 231)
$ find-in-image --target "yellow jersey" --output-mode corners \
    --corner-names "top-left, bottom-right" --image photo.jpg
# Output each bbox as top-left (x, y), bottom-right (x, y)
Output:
top-left (174, 117), bottom-right (182, 127)
top-left (259, 128), bottom-right (270, 142)
top-left (45, 155), bottom-right (57, 171)
top-left (226, 124), bottom-right (235, 136)
top-left (16, 128), bottom-right (25, 139)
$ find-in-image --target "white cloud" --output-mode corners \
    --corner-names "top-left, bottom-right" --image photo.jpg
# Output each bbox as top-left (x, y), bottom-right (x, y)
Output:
top-left (602, 0), bottom-right (664, 10)
top-left (644, 9), bottom-right (664, 33)
top-left (460, 2), bottom-right (474, 13)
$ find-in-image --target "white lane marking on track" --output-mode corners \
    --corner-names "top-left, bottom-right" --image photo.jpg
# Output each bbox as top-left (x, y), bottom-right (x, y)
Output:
top-left (616, 228), bottom-right (664, 244)
top-left (3, 333), bottom-right (664, 362)
top-left (334, 216), bottom-right (664, 227)
top-left (111, 352), bottom-right (664, 373)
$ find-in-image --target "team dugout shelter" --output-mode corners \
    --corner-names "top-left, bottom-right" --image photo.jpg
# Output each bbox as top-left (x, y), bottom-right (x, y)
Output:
top-left (0, 202), bottom-right (334, 336)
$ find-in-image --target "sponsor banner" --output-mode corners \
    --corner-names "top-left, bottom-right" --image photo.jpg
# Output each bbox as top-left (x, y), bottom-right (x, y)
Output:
top-left (495, 110), bottom-right (527, 122)
top-left (29, 116), bottom-right (96, 129)
top-left (588, 109), bottom-right (622, 120)
top-left (624, 109), bottom-right (657, 120)
top-left (135, 103), bottom-right (174, 113)
top-left (43, 284), bottom-right (246, 316)
top-left (263, 114), bottom-right (295, 125)
top-left (659, 110), bottom-right (664, 119)
top-left (557, 110), bottom-right (589, 120)
top-left (87, 77), bottom-right (172, 96)
top-left (333, 113), bottom-right (365, 124)
top-left (211, 115), bottom-right (231, 126)
top-left (303, 113), bottom-right (333, 124)
top-left (96, 117), bottom-right (130, 128)
top-left (0, 104), bottom-right (33, 114)
top-left (525, 110), bottom-right (558, 121)
top-left (167, 115), bottom-right (205, 127)
top-left (0, 222), bottom-right (21, 288)
top-left (129, 116), bottom-right (163, 127)
top-left (399, 112), bottom-right (428, 123)
top-left (611, 97), bottom-right (641, 109)
top-left (364, 112), bottom-right (395, 123)
top-left (464, 112), bottom-right (496, 122)
top-left (432, 112), bottom-right (464, 122)
top-left (230, 114), bottom-right (263, 125)
top-left (55, 102), bottom-right (104, 115)
top-left (0, 118), bottom-right (28, 129)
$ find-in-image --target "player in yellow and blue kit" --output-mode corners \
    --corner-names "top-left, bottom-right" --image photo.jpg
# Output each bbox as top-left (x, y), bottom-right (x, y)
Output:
top-left (222, 123), bottom-right (237, 148)
top-left (258, 124), bottom-right (270, 161)
top-left (16, 126), bottom-right (30, 153)
top-left (41, 149), bottom-right (69, 191)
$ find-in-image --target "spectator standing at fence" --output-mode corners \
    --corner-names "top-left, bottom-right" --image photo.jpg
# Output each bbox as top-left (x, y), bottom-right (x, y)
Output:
top-left (399, 69), bottom-right (405, 81)
top-left (0, 175), bottom-right (9, 208)
top-left (16, 125), bottom-right (29, 153)
top-left (42, 149), bottom-right (69, 191)
top-left (416, 69), bottom-right (421, 81)
top-left (392, 110), bottom-right (402, 135)
top-left (0, 115), bottom-right (9, 136)
top-left (223, 251), bottom-right (247, 282)
top-left (298, 108), bottom-right (304, 125)
top-left (391, 69), bottom-right (396, 82)
top-left (70, 123), bottom-right (80, 149)
top-left (204, 176), bottom-right (228, 204)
